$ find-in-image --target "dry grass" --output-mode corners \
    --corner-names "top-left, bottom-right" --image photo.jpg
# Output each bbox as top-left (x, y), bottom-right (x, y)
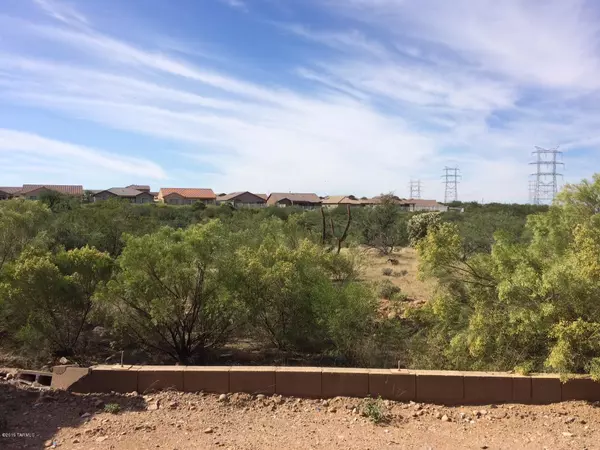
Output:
top-left (356, 246), bottom-right (435, 304)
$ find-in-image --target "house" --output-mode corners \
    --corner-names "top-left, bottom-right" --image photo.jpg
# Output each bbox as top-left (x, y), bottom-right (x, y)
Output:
top-left (216, 192), bottom-right (267, 208)
top-left (158, 188), bottom-right (216, 205)
top-left (402, 199), bottom-right (448, 212)
top-left (266, 193), bottom-right (322, 209)
top-left (18, 184), bottom-right (83, 200)
top-left (321, 195), bottom-right (363, 208)
top-left (92, 187), bottom-right (155, 204)
top-left (126, 184), bottom-right (151, 193)
top-left (0, 187), bottom-right (22, 200)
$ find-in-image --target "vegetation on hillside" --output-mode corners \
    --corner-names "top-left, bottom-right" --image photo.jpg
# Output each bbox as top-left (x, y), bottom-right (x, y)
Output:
top-left (4, 177), bottom-right (599, 379)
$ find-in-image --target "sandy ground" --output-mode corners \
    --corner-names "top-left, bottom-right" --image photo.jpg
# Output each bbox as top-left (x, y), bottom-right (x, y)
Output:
top-left (359, 246), bottom-right (436, 304)
top-left (2, 380), bottom-right (600, 450)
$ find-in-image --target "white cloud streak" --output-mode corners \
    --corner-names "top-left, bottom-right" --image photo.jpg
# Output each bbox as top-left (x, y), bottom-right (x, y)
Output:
top-left (0, 0), bottom-right (598, 199)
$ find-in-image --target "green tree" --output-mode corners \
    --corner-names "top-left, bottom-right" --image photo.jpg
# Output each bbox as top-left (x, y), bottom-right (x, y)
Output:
top-left (3, 246), bottom-right (113, 356)
top-left (407, 212), bottom-right (442, 247)
top-left (0, 199), bottom-right (50, 273)
top-left (363, 194), bottom-right (407, 254)
top-left (103, 220), bottom-right (244, 363)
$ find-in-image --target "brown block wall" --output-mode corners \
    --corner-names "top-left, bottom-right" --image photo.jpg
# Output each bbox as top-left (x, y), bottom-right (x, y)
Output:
top-left (369, 369), bottom-right (415, 401)
top-left (322, 368), bottom-right (369, 398)
top-left (51, 365), bottom-right (600, 405)
top-left (184, 367), bottom-right (230, 393)
top-left (230, 367), bottom-right (276, 395)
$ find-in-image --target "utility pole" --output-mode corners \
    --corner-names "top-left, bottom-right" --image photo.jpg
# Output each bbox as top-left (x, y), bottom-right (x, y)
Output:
top-left (409, 179), bottom-right (422, 199)
top-left (442, 166), bottom-right (460, 203)
top-left (529, 146), bottom-right (563, 204)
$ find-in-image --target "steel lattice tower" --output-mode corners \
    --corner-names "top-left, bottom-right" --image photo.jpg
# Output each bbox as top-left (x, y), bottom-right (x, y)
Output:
top-left (409, 179), bottom-right (422, 199)
top-left (442, 166), bottom-right (460, 203)
top-left (529, 146), bottom-right (563, 204)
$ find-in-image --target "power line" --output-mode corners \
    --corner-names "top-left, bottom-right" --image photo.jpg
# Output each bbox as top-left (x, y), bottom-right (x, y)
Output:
top-left (529, 146), bottom-right (564, 205)
top-left (442, 166), bottom-right (461, 203)
top-left (409, 179), bottom-right (422, 199)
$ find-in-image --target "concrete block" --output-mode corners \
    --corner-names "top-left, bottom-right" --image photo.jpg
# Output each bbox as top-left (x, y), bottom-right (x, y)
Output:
top-left (531, 375), bottom-right (561, 403)
top-left (230, 366), bottom-right (276, 395)
top-left (463, 372), bottom-right (513, 404)
top-left (184, 366), bottom-right (230, 393)
top-left (322, 368), bottom-right (369, 398)
top-left (369, 369), bottom-right (415, 401)
top-left (51, 366), bottom-right (90, 390)
top-left (512, 376), bottom-right (532, 403)
top-left (561, 377), bottom-right (600, 401)
top-left (137, 366), bottom-right (184, 393)
top-left (416, 370), bottom-right (463, 404)
top-left (68, 365), bottom-right (138, 393)
top-left (276, 367), bottom-right (322, 398)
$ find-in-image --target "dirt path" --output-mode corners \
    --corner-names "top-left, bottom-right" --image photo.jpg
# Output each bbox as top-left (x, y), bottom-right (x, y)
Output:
top-left (1, 381), bottom-right (599, 450)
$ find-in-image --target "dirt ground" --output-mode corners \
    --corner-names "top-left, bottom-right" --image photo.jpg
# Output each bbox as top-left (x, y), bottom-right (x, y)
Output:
top-left (2, 380), bottom-right (600, 450)
top-left (359, 246), bottom-right (435, 304)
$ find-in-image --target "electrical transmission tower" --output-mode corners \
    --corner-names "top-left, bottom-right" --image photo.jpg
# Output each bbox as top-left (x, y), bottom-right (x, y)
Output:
top-left (409, 179), bottom-right (422, 199)
top-left (529, 146), bottom-right (564, 204)
top-left (442, 166), bottom-right (461, 203)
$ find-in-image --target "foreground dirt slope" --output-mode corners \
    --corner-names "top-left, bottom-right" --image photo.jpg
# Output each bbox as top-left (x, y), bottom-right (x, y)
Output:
top-left (2, 381), bottom-right (600, 450)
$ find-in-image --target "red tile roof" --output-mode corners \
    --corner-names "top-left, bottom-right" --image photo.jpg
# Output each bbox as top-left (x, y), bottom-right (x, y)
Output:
top-left (267, 193), bottom-right (321, 205)
top-left (159, 188), bottom-right (216, 200)
top-left (0, 187), bottom-right (22, 194)
top-left (218, 191), bottom-right (267, 202)
top-left (20, 184), bottom-right (83, 196)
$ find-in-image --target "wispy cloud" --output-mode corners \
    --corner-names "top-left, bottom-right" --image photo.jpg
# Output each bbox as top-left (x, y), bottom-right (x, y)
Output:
top-left (33, 0), bottom-right (88, 26)
top-left (0, 0), bottom-right (598, 199)
top-left (218, 0), bottom-right (248, 12)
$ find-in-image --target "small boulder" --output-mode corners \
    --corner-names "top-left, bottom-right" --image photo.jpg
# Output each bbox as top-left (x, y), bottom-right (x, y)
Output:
top-left (441, 415), bottom-right (450, 422)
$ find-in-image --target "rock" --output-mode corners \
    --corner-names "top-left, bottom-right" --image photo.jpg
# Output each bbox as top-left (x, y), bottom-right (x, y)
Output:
top-left (352, 408), bottom-right (358, 415)
top-left (44, 440), bottom-right (54, 448)
top-left (204, 428), bottom-right (214, 434)
top-left (481, 445), bottom-right (489, 449)
top-left (322, 400), bottom-right (329, 407)
top-left (441, 415), bottom-right (450, 422)
top-left (147, 401), bottom-right (160, 411)
top-left (72, 439), bottom-right (80, 444)
top-left (328, 407), bottom-right (337, 413)
top-left (6, 373), bottom-right (14, 380)
top-left (94, 399), bottom-right (105, 408)
top-left (479, 409), bottom-right (488, 416)
top-left (273, 396), bottom-right (283, 405)
top-left (80, 412), bottom-right (91, 418)
top-left (435, 412), bottom-right (442, 419)
top-left (581, 419), bottom-right (587, 424)
top-left (218, 394), bottom-right (227, 402)
top-left (95, 436), bottom-right (108, 443)
top-left (168, 401), bottom-right (178, 409)
top-left (564, 417), bottom-right (575, 424)
top-left (562, 432), bottom-right (574, 437)
top-left (59, 357), bottom-right (69, 364)
top-left (256, 394), bottom-right (265, 400)
top-left (459, 412), bottom-right (466, 420)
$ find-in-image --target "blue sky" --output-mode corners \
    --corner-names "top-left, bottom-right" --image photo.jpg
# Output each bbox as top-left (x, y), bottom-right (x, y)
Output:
top-left (1, 0), bottom-right (599, 201)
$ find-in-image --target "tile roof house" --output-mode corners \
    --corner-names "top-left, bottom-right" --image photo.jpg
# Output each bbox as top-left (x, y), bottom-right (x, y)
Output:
top-left (158, 188), bottom-right (217, 205)
top-left (266, 193), bottom-right (322, 209)
top-left (126, 184), bottom-right (151, 193)
top-left (403, 199), bottom-right (448, 212)
top-left (216, 192), bottom-right (267, 208)
top-left (92, 187), bottom-right (155, 204)
top-left (321, 195), bottom-right (363, 208)
top-left (19, 184), bottom-right (84, 200)
top-left (0, 187), bottom-right (22, 200)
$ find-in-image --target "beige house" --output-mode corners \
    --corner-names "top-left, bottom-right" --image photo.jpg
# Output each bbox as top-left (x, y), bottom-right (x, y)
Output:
top-left (158, 188), bottom-right (216, 205)
top-left (402, 199), bottom-right (448, 212)
top-left (0, 187), bottom-right (22, 200)
top-left (92, 187), bottom-right (154, 204)
top-left (266, 193), bottom-right (322, 209)
top-left (216, 192), bottom-right (267, 208)
top-left (18, 184), bottom-right (83, 200)
top-left (321, 195), bottom-right (363, 208)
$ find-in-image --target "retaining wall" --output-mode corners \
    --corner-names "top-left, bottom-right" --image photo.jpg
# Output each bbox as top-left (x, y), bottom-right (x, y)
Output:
top-left (51, 365), bottom-right (600, 405)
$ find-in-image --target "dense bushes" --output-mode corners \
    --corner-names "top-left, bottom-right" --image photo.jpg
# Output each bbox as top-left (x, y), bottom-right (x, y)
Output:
top-left (410, 174), bottom-right (600, 378)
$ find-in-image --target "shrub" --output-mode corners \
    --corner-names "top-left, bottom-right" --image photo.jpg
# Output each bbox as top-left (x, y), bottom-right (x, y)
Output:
top-left (362, 397), bottom-right (387, 424)
top-left (104, 403), bottom-right (121, 414)
top-left (382, 267), bottom-right (393, 276)
top-left (379, 280), bottom-right (401, 299)
top-left (394, 269), bottom-right (408, 277)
